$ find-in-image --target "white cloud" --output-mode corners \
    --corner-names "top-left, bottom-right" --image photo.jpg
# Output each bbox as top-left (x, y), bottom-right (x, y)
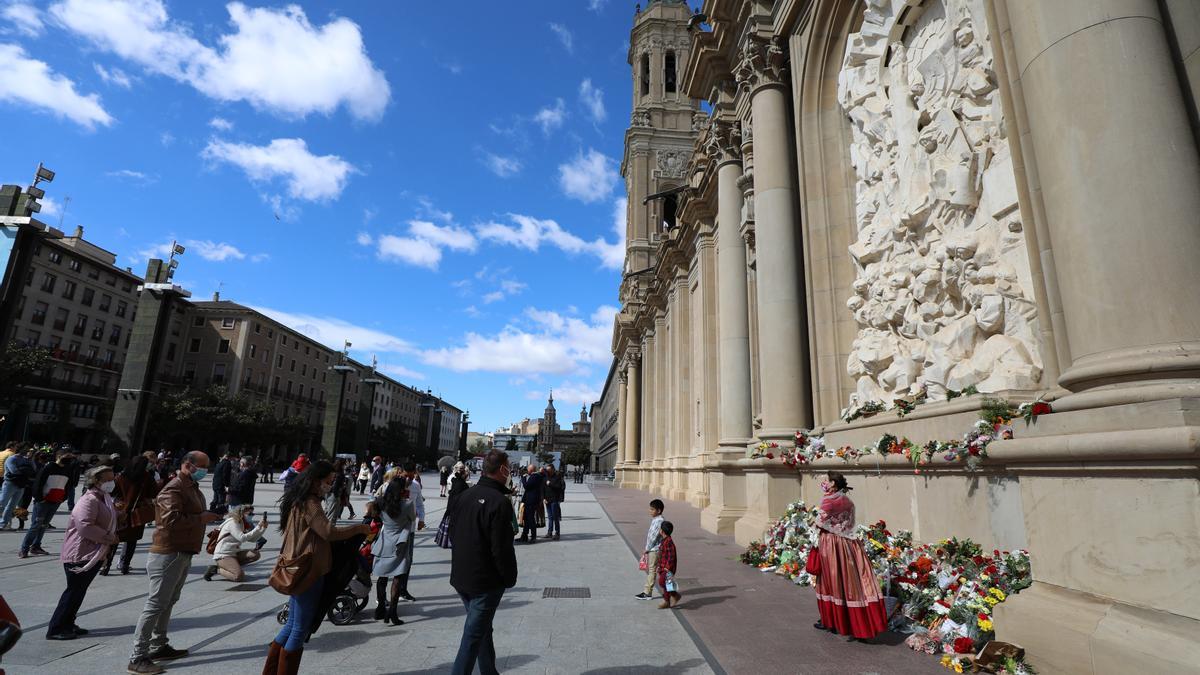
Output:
top-left (481, 291), bottom-right (504, 304)
top-left (379, 362), bottom-right (424, 381)
top-left (579, 79), bottom-right (606, 123)
top-left (39, 196), bottom-right (62, 217)
top-left (476, 212), bottom-right (623, 270)
top-left (208, 116), bottom-right (233, 131)
top-left (464, 305), bottom-right (481, 318)
top-left (133, 237), bottom-right (264, 263)
top-left (375, 235), bottom-right (441, 269)
top-left (0, 45), bottom-right (113, 129)
top-left (529, 381), bottom-right (600, 406)
top-left (558, 148), bottom-right (618, 203)
top-left (106, 168), bottom-right (156, 184)
top-left (598, 197), bottom-right (628, 270)
top-left (416, 197), bottom-right (454, 224)
top-left (500, 279), bottom-right (527, 295)
top-left (421, 304), bottom-right (617, 375)
top-left (481, 152), bottom-right (521, 178)
top-left (549, 23), bottom-right (573, 54)
top-left (159, 131), bottom-right (174, 147)
top-left (533, 98), bottom-right (566, 135)
top-left (408, 219), bottom-right (476, 252)
top-left (251, 305), bottom-right (415, 356)
top-left (355, 231), bottom-right (373, 246)
top-left (50, 0), bottom-right (390, 121)
top-left (93, 63), bottom-right (132, 88)
top-left (262, 193), bottom-right (300, 222)
top-left (2, 2), bottom-right (43, 36)
top-left (587, 0), bottom-right (608, 11)
top-left (201, 137), bottom-right (356, 201)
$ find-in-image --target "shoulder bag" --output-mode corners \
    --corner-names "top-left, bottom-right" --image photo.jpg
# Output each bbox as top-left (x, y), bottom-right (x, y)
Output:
top-left (268, 507), bottom-right (316, 595)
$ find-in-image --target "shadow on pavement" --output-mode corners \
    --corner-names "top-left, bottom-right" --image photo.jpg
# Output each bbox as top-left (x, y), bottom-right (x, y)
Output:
top-left (181, 643), bottom-right (272, 667)
top-left (676, 595), bottom-right (734, 610)
top-left (418, 653), bottom-right (539, 674)
top-left (579, 657), bottom-right (709, 674)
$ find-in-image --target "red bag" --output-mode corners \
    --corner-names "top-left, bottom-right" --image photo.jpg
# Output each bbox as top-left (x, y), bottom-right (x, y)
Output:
top-left (638, 553), bottom-right (648, 572)
top-left (805, 547), bottom-right (821, 575)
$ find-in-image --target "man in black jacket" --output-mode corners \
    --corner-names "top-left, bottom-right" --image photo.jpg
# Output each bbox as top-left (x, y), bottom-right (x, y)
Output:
top-left (449, 450), bottom-right (517, 675)
top-left (226, 457), bottom-right (257, 507)
top-left (209, 453), bottom-right (235, 512)
top-left (517, 465), bottom-right (544, 543)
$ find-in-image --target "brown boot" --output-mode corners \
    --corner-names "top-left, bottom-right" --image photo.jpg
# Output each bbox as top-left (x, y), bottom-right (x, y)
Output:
top-left (261, 642), bottom-right (281, 675)
top-left (278, 647), bottom-right (303, 675)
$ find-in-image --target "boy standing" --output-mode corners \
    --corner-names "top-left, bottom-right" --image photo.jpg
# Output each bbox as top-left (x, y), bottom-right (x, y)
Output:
top-left (657, 521), bottom-right (681, 609)
top-left (635, 499), bottom-right (665, 600)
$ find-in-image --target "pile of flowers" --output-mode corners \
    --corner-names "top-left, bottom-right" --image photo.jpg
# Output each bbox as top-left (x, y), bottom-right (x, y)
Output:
top-left (749, 397), bottom-right (1049, 473)
top-left (740, 508), bottom-right (1035, 667)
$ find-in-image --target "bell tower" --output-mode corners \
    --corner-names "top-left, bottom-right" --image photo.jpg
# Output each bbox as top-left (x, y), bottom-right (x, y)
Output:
top-left (620, 0), bottom-right (701, 279)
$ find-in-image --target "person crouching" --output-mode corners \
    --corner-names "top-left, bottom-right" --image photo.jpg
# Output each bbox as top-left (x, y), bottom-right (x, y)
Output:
top-left (204, 504), bottom-right (268, 582)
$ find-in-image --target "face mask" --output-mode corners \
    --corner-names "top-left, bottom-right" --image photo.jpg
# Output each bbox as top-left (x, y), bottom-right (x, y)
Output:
top-left (192, 468), bottom-right (208, 481)
top-left (101, 481), bottom-right (116, 493)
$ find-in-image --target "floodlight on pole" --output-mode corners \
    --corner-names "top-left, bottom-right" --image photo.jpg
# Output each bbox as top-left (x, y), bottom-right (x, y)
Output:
top-left (34, 162), bottom-right (55, 185)
top-left (25, 185), bottom-right (45, 200)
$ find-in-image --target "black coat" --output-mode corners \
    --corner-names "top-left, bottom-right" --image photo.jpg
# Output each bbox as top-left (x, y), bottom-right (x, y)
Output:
top-left (212, 458), bottom-right (233, 491)
top-left (370, 465), bottom-right (385, 492)
top-left (520, 472), bottom-right (544, 504)
top-left (228, 468), bottom-right (257, 505)
top-left (446, 475), bottom-right (470, 516)
top-left (544, 473), bottom-right (565, 503)
top-left (449, 477), bottom-right (518, 596)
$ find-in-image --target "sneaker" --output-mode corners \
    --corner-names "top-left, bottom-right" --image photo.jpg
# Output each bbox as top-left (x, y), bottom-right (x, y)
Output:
top-left (31, 547), bottom-right (50, 556)
top-left (147, 645), bottom-right (188, 661)
top-left (634, 592), bottom-right (653, 600)
top-left (127, 658), bottom-right (165, 674)
top-left (17, 550), bottom-right (28, 559)
top-left (46, 630), bottom-right (78, 640)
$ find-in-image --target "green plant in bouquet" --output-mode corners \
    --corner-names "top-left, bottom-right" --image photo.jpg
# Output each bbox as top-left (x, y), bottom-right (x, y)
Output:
top-left (979, 397), bottom-right (1018, 427)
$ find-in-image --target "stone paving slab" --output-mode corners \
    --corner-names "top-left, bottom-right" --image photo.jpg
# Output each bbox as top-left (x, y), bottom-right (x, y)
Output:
top-left (592, 483), bottom-right (941, 675)
top-left (0, 475), bottom-right (711, 674)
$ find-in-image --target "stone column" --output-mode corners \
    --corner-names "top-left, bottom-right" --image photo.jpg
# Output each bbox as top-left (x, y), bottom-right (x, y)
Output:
top-left (1002, 0), bottom-right (1200, 405)
top-left (710, 120), bottom-right (754, 449)
top-left (651, 312), bottom-right (668, 491)
top-left (620, 354), bottom-right (640, 488)
top-left (638, 331), bottom-right (655, 490)
top-left (616, 370), bottom-right (628, 465)
top-left (737, 36), bottom-right (813, 438)
top-left (673, 272), bottom-right (692, 502)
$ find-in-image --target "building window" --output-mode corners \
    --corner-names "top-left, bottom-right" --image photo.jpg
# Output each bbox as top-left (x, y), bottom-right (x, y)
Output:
top-left (290, 359), bottom-right (295, 372)
top-left (103, 349), bottom-right (115, 365)
top-left (166, 342), bottom-right (176, 361)
top-left (109, 325), bottom-right (122, 346)
top-left (212, 363), bottom-right (226, 384)
top-left (31, 301), bottom-right (48, 325)
top-left (267, 328), bottom-right (274, 338)
top-left (249, 344), bottom-right (257, 358)
top-left (81, 288), bottom-right (94, 307)
top-left (273, 375), bottom-right (280, 392)
top-left (183, 363), bottom-right (196, 381)
top-left (221, 317), bottom-right (235, 329)
top-left (276, 354), bottom-right (283, 368)
top-left (41, 272), bottom-right (56, 293)
top-left (86, 266), bottom-right (99, 280)
top-left (53, 308), bottom-right (69, 331)
top-left (121, 281), bottom-right (132, 292)
top-left (218, 338), bottom-right (230, 354)
top-left (304, 345), bottom-right (310, 355)
top-left (91, 319), bottom-right (105, 341)
top-left (61, 280), bottom-right (76, 300)
top-left (641, 53), bottom-right (650, 97)
top-left (105, 274), bottom-right (116, 287)
top-left (67, 341), bottom-right (80, 354)
top-left (25, 269), bottom-right (32, 286)
top-left (254, 322), bottom-right (261, 334)
top-left (24, 330), bottom-right (41, 346)
top-left (85, 346), bottom-right (97, 360)
top-left (301, 364), bottom-right (307, 376)
top-left (665, 51), bottom-right (676, 93)
top-left (264, 348), bottom-right (270, 364)
top-left (188, 337), bottom-right (201, 353)
top-left (115, 301), bottom-right (128, 318)
top-left (48, 250), bottom-right (62, 264)
top-left (98, 294), bottom-right (112, 312)
top-left (69, 258), bottom-right (81, 272)
top-left (193, 316), bottom-right (204, 327)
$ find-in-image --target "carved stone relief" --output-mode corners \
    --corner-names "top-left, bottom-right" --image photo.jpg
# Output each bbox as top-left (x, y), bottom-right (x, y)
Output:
top-left (655, 149), bottom-right (690, 178)
top-left (837, 0), bottom-right (1041, 413)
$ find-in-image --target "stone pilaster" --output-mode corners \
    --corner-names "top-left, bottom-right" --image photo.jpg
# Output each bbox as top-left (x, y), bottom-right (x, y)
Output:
top-left (637, 331), bottom-right (656, 491)
top-left (617, 352), bottom-right (640, 489)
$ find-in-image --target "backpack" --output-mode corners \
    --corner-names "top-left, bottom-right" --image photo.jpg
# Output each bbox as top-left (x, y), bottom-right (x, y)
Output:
top-left (205, 526), bottom-right (227, 555)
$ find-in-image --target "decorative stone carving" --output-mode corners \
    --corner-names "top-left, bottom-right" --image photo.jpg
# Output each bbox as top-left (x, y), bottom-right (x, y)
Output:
top-left (655, 149), bottom-right (689, 178)
top-left (704, 120), bottom-right (742, 165)
top-left (632, 108), bottom-right (652, 127)
top-left (837, 0), bottom-right (1041, 413)
top-left (735, 34), bottom-right (787, 94)
top-left (691, 110), bottom-right (710, 132)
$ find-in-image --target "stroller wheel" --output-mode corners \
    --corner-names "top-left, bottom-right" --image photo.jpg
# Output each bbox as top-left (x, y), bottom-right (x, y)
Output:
top-left (356, 595), bottom-right (369, 612)
top-left (276, 608), bottom-right (289, 625)
top-left (327, 594), bottom-right (359, 626)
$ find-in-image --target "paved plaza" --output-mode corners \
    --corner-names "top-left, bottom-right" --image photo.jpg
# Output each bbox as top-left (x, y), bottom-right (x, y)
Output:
top-left (0, 475), bottom-right (949, 674)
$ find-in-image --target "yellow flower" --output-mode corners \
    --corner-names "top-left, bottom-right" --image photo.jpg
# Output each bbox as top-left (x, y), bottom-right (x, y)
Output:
top-left (990, 588), bottom-right (1006, 601)
top-left (954, 663), bottom-right (964, 674)
top-left (941, 656), bottom-right (953, 668)
top-left (978, 618), bottom-right (994, 632)
top-left (985, 596), bottom-right (999, 606)
top-left (959, 576), bottom-right (967, 584)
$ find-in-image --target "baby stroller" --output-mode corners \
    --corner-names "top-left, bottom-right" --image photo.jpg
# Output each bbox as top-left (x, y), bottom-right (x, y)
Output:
top-left (276, 540), bottom-right (373, 627)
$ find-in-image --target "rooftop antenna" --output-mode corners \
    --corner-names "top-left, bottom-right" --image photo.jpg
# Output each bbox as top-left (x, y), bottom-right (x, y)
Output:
top-left (57, 195), bottom-right (71, 230)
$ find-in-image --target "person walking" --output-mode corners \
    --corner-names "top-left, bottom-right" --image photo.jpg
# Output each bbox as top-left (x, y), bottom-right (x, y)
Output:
top-left (390, 462), bottom-right (425, 602)
top-left (368, 456), bottom-right (386, 494)
top-left (0, 444), bottom-right (35, 530)
top-left (449, 450), bottom-right (517, 675)
top-left (46, 465), bottom-right (119, 640)
top-left (543, 465), bottom-right (565, 541)
top-left (204, 504), bottom-right (267, 582)
top-left (126, 451), bottom-right (220, 675)
top-left (635, 499), bottom-right (666, 600)
top-left (227, 457), bottom-right (258, 508)
top-left (209, 453), bottom-right (235, 512)
top-left (370, 476), bottom-right (416, 625)
top-left (811, 472), bottom-right (888, 641)
top-left (517, 465), bottom-right (544, 544)
top-left (63, 452), bottom-right (83, 515)
top-left (438, 464), bottom-right (451, 498)
top-left (324, 459), bottom-right (349, 522)
top-left (436, 463), bottom-right (470, 549)
top-left (356, 462), bottom-right (370, 494)
top-left (262, 461), bottom-right (370, 675)
top-left (102, 455), bottom-right (160, 576)
top-left (19, 448), bottom-right (74, 558)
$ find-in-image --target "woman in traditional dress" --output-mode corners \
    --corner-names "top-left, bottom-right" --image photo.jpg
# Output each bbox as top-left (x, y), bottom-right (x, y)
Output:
top-left (813, 472), bottom-right (888, 640)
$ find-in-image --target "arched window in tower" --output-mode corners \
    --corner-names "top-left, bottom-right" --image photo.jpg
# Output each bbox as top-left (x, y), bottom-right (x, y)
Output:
top-left (665, 51), bottom-right (677, 94)
top-left (640, 53), bottom-right (651, 97)
top-left (662, 195), bottom-right (678, 231)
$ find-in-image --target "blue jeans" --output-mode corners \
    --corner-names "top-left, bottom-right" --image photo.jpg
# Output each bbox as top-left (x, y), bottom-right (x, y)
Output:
top-left (0, 482), bottom-right (24, 527)
top-left (546, 502), bottom-right (561, 536)
top-left (21, 500), bottom-right (60, 551)
top-left (452, 588), bottom-right (504, 675)
top-left (274, 576), bottom-right (324, 652)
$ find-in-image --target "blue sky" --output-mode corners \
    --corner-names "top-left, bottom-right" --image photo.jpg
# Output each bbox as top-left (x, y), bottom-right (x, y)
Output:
top-left (0, 0), bottom-right (696, 432)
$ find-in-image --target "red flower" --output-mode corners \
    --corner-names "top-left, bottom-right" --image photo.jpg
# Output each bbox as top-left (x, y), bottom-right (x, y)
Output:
top-left (954, 637), bottom-right (975, 654)
top-left (1031, 402), bottom-right (1052, 416)
top-left (978, 613), bottom-right (989, 621)
top-left (972, 555), bottom-right (985, 565)
top-left (766, 453), bottom-right (775, 459)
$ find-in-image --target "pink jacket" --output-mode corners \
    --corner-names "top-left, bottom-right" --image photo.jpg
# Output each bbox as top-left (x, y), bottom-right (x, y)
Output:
top-left (60, 489), bottom-right (118, 565)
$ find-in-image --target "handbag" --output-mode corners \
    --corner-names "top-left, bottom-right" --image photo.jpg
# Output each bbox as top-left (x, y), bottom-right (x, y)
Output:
top-left (433, 514), bottom-right (452, 549)
top-left (664, 573), bottom-right (678, 593)
top-left (805, 547), bottom-right (822, 575)
top-left (638, 553), bottom-right (649, 572)
top-left (268, 508), bottom-right (316, 595)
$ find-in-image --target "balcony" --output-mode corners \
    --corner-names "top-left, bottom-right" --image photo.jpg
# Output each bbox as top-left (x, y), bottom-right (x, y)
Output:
top-left (21, 372), bottom-right (106, 397)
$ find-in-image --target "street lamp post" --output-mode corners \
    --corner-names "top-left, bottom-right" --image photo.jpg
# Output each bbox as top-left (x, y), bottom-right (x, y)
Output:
top-left (321, 340), bottom-right (355, 459)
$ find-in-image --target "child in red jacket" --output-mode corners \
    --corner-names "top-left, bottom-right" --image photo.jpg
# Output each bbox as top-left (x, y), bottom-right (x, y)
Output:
top-left (657, 521), bottom-right (681, 609)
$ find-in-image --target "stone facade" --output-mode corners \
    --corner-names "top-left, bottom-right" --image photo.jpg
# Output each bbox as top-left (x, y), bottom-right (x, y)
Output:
top-left (610, 1), bottom-right (1200, 671)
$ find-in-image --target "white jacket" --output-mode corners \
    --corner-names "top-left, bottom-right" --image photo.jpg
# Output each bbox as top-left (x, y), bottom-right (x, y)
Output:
top-left (212, 516), bottom-right (267, 560)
